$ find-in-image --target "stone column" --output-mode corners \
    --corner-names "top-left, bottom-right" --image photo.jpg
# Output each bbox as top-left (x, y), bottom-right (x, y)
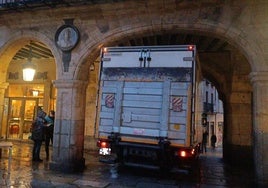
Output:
top-left (43, 81), bottom-right (52, 112)
top-left (49, 79), bottom-right (88, 172)
top-left (223, 90), bottom-right (253, 165)
top-left (250, 71), bottom-right (268, 185)
top-left (0, 82), bottom-right (9, 138)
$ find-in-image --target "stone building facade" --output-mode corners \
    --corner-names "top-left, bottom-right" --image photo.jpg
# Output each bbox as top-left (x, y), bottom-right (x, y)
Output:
top-left (0, 0), bottom-right (267, 185)
top-left (200, 79), bottom-right (224, 148)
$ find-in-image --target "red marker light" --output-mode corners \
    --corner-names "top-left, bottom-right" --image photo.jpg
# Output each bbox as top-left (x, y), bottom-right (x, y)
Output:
top-left (101, 141), bottom-right (107, 148)
top-left (188, 45), bottom-right (194, 51)
top-left (103, 47), bottom-right (108, 53)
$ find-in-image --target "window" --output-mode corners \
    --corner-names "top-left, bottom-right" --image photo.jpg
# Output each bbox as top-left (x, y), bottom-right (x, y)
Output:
top-left (7, 84), bottom-right (44, 97)
top-left (211, 93), bottom-right (213, 105)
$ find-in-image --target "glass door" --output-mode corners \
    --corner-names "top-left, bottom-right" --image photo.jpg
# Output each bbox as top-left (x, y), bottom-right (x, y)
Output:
top-left (7, 98), bottom-right (38, 140)
top-left (23, 100), bottom-right (37, 139)
top-left (8, 99), bottom-right (22, 139)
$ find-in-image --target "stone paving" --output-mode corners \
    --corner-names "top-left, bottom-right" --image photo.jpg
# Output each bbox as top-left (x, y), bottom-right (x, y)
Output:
top-left (0, 140), bottom-right (257, 187)
top-left (199, 150), bottom-right (256, 188)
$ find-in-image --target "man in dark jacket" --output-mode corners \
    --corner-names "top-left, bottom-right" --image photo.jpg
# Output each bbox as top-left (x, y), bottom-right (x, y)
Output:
top-left (202, 131), bottom-right (208, 153)
top-left (31, 109), bottom-right (46, 162)
top-left (211, 134), bottom-right (217, 150)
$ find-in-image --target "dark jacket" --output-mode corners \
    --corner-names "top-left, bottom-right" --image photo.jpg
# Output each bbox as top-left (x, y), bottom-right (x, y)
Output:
top-left (202, 131), bottom-right (208, 143)
top-left (211, 135), bottom-right (217, 144)
top-left (31, 110), bottom-right (46, 141)
top-left (44, 115), bottom-right (54, 137)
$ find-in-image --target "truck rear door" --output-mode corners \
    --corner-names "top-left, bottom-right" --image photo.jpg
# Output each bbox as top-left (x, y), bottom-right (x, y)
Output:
top-left (98, 46), bottom-right (196, 147)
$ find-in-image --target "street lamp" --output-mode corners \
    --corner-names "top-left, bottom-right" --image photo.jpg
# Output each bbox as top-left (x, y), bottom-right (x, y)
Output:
top-left (90, 63), bottom-right (95, 71)
top-left (22, 42), bottom-right (36, 81)
top-left (202, 113), bottom-right (207, 127)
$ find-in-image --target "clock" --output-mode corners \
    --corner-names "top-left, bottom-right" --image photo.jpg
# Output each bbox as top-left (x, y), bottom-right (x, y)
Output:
top-left (55, 25), bottom-right (80, 51)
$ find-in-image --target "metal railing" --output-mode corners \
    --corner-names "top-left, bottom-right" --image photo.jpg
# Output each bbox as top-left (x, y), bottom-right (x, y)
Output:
top-left (203, 102), bottom-right (214, 114)
top-left (0, 0), bottom-right (60, 10)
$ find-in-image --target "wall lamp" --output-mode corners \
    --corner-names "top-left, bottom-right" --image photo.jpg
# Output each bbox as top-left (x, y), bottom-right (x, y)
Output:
top-left (32, 90), bottom-right (39, 97)
top-left (90, 63), bottom-right (95, 71)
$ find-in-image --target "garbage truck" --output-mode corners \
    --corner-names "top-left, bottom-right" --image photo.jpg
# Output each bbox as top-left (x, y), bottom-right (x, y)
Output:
top-left (96, 45), bottom-right (202, 172)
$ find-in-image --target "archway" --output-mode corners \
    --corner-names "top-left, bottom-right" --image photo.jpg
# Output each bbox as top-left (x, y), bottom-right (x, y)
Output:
top-left (78, 29), bottom-right (253, 167)
top-left (0, 33), bottom-right (57, 141)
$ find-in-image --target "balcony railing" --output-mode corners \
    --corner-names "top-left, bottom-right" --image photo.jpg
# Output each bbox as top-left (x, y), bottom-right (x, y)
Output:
top-left (0, 0), bottom-right (64, 11)
top-left (0, 0), bottom-right (125, 12)
top-left (203, 102), bottom-right (214, 114)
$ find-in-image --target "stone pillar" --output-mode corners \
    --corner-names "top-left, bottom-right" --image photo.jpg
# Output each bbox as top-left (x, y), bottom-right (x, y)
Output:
top-left (0, 82), bottom-right (9, 138)
top-left (250, 72), bottom-right (268, 185)
top-left (223, 90), bottom-right (253, 166)
top-left (223, 68), bottom-right (253, 166)
top-left (49, 79), bottom-right (88, 172)
top-left (43, 81), bottom-right (52, 112)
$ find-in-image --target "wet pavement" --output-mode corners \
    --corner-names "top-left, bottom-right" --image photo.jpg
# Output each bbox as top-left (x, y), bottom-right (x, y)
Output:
top-left (0, 140), bottom-right (257, 187)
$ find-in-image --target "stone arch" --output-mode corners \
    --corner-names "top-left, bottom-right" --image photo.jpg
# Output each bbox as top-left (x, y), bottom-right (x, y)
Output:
top-left (75, 21), bottom-right (264, 79)
top-left (75, 18), bottom-right (257, 166)
top-left (0, 30), bottom-right (61, 81)
top-left (74, 19), bottom-right (256, 119)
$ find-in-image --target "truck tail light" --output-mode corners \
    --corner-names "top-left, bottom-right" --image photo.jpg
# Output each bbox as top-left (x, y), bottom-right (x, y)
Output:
top-left (97, 139), bottom-right (110, 148)
top-left (97, 139), bottom-right (111, 155)
top-left (177, 148), bottom-right (196, 158)
top-left (101, 141), bottom-right (108, 148)
top-left (180, 150), bottom-right (187, 157)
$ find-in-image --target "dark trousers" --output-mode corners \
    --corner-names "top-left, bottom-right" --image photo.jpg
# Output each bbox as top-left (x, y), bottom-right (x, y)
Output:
top-left (202, 142), bottom-right (207, 152)
top-left (45, 135), bottom-right (53, 158)
top-left (211, 143), bottom-right (216, 150)
top-left (32, 140), bottom-right (42, 160)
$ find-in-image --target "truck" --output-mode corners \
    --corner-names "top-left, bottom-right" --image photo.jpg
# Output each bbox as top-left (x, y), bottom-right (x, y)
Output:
top-left (96, 45), bottom-right (202, 173)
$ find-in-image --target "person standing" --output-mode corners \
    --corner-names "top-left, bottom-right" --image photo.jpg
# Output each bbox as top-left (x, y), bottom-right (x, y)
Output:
top-left (31, 109), bottom-right (47, 162)
top-left (211, 134), bottom-right (217, 151)
top-left (202, 130), bottom-right (208, 153)
top-left (44, 110), bottom-right (55, 160)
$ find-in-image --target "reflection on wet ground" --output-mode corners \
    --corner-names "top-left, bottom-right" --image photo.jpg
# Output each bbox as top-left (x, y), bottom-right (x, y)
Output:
top-left (0, 140), bottom-right (256, 187)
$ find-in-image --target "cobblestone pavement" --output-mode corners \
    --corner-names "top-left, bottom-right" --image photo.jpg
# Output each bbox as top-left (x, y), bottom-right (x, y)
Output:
top-left (0, 140), bottom-right (257, 187)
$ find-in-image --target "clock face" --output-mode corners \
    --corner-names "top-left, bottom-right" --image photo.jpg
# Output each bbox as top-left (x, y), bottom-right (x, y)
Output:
top-left (55, 25), bottom-right (79, 51)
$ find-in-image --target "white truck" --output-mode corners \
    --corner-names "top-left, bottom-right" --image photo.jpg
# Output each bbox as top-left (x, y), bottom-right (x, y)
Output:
top-left (97, 45), bottom-right (202, 172)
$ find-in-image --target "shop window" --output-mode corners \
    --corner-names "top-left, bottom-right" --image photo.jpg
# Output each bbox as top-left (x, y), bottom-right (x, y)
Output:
top-left (7, 84), bottom-right (44, 97)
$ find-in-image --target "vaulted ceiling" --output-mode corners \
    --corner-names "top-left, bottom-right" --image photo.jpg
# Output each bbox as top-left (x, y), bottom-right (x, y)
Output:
top-left (13, 41), bottom-right (54, 60)
top-left (13, 33), bottom-right (233, 61)
top-left (3, 1), bottom-right (234, 61)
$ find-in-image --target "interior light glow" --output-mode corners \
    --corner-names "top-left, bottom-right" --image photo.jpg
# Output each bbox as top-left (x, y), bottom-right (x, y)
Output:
top-left (23, 66), bottom-right (36, 81)
top-left (22, 42), bottom-right (36, 81)
top-left (32, 90), bottom-right (39, 97)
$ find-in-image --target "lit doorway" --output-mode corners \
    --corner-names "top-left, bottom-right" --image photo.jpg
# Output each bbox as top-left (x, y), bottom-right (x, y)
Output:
top-left (7, 98), bottom-right (40, 140)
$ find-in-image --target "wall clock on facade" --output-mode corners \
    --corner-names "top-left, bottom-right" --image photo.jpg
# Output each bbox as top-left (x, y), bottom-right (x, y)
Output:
top-left (55, 25), bottom-right (80, 51)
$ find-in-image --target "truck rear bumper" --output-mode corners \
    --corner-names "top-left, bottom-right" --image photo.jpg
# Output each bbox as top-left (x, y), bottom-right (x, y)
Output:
top-left (98, 139), bottom-right (200, 170)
